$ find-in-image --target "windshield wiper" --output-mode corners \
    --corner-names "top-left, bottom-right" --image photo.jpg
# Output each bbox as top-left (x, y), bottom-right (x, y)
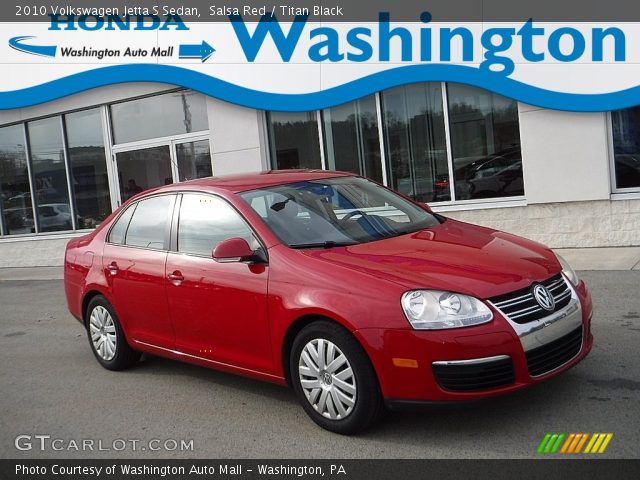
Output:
top-left (289, 241), bottom-right (357, 249)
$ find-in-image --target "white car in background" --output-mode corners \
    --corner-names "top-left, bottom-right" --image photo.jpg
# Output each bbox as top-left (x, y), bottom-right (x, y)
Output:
top-left (38, 203), bottom-right (73, 231)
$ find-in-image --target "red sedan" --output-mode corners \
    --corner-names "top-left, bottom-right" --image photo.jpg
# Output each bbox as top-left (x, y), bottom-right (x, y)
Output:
top-left (64, 170), bottom-right (593, 434)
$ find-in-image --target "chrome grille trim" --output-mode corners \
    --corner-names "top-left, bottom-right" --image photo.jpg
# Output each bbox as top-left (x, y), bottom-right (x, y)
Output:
top-left (489, 275), bottom-right (583, 353)
top-left (432, 354), bottom-right (511, 366)
top-left (491, 274), bottom-right (573, 325)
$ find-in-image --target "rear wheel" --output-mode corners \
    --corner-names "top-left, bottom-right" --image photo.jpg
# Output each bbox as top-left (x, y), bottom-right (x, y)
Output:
top-left (290, 321), bottom-right (383, 434)
top-left (86, 295), bottom-right (140, 370)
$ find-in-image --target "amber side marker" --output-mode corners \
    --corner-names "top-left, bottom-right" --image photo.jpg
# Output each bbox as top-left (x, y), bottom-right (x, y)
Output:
top-left (392, 358), bottom-right (419, 368)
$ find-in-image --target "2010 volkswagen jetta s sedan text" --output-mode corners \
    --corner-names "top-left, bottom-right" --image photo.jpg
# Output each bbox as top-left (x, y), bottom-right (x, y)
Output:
top-left (64, 170), bottom-right (593, 434)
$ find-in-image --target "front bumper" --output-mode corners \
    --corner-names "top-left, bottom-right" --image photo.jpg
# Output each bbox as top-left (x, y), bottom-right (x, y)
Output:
top-left (354, 279), bottom-right (593, 403)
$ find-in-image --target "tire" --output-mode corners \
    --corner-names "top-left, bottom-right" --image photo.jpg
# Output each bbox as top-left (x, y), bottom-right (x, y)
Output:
top-left (85, 295), bottom-right (140, 371)
top-left (290, 320), bottom-right (383, 434)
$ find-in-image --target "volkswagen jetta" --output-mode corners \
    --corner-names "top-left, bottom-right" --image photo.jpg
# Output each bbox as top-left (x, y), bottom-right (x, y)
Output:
top-left (64, 170), bottom-right (593, 434)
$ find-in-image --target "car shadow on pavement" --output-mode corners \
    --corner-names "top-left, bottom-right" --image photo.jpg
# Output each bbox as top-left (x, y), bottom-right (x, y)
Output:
top-left (364, 371), bottom-right (586, 444)
top-left (121, 349), bottom-right (587, 440)
top-left (127, 353), bottom-right (298, 405)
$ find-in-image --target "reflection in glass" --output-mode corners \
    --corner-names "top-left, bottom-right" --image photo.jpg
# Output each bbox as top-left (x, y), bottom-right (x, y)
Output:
top-left (176, 140), bottom-right (212, 181)
top-left (178, 194), bottom-right (255, 256)
top-left (0, 124), bottom-right (34, 235)
top-left (268, 111), bottom-right (321, 170)
top-left (65, 108), bottom-right (111, 229)
top-left (116, 146), bottom-right (173, 203)
top-left (447, 84), bottom-right (523, 200)
top-left (323, 96), bottom-right (383, 183)
top-left (382, 84), bottom-right (450, 202)
top-left (108, 202), bottom-right (136, 245)
top-left (110, 91), bottom-right (208, 144)
top-left (125, 195), bottom-right (172, 249)
top-left (28, 117), bottom-right (73, 232)
top-left (611, 107), bottom-right (640, 189)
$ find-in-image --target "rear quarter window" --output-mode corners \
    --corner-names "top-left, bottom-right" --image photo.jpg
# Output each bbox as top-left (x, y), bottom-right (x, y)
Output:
top-left (108, 203), bottom-right (136, 244)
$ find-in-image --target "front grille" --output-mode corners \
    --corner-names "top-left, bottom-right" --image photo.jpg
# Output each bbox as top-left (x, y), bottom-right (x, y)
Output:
top-left (525, 326), bottom-right (583, 376)
top-left (432, 356), bottom-right (515, 392)
top-left (490, 274), bottom-right (572, 324)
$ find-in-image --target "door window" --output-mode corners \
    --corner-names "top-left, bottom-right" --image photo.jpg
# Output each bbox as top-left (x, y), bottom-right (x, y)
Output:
top-left (116, 146), bottom-right (173, 203)
top-left (176, 140), bottom-right (212, 181)
top-left (177, 194), bottom-right (257, 256)
top-left (124, 195), bottom-right (173, 249)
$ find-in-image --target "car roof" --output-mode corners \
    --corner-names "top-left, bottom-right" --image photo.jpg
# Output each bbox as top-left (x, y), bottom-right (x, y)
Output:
top-left (152, 169), bottom-right (354, 194)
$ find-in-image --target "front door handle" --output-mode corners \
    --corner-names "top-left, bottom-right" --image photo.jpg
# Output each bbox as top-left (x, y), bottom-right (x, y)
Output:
top-left (168, 270), bottom-right (184, 284)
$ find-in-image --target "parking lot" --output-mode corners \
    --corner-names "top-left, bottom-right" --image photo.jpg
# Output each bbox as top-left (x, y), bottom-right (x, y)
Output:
top-left (0, 271), bottom-right (639, 459)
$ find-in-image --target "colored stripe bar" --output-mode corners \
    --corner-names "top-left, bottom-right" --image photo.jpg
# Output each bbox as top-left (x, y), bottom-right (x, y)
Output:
top-left (544, 434), bottom-right (559, 453)
top-left (584, 433), bottom-right (599, 453)
top-left (560, 433), bottom-right (575, 453)
top-left (598, 434), bottom-right (613, 453)
top-left (539, 432), bottom-right (612, 454)
top-left (537, 434), bottom-right (553, 454)
top-left (574, 433), bottom-right (589, 453)
top-left (550, 434), bottom-right (565, 453)
top-left (585, 433), bottom-right (614, 453)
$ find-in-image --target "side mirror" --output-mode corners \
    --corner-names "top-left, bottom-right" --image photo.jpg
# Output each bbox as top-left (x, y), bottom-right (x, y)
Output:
top-left (212, 237), bottom-right (256, 263)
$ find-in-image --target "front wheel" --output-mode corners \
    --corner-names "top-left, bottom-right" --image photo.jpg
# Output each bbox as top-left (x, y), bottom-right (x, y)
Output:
top-left (290, 321), bottom-right (383, 434)
top-left (86, 295), bottom-right (140, 371)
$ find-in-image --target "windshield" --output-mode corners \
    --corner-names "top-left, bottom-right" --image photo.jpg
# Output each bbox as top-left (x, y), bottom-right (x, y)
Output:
top-left (239, 176), bottom-right (441, 248)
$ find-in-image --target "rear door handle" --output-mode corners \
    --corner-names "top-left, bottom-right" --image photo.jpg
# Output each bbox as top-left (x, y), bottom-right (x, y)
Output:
top-left (107, 262), bottom-right (119, 275)
top-left (168, 271), bottom-right (184, 284)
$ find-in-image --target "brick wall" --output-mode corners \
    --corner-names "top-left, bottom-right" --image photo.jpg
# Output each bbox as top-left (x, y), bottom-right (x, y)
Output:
top-left (442, 200), bottom-right (640, 248)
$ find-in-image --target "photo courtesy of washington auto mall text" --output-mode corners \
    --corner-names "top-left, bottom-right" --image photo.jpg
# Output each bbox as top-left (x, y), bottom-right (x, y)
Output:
top-left (0, 1), bottom-right (639, 480)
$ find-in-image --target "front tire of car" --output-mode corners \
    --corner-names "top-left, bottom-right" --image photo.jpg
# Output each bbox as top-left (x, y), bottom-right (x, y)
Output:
top-left (86, 295), bottom-right (140, 371)
top-left (290, 321), bottom-right (383, 434)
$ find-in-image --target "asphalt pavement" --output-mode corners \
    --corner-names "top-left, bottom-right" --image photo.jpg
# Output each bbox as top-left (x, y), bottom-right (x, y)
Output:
top-left (0, 272), bottom-right (638, 459)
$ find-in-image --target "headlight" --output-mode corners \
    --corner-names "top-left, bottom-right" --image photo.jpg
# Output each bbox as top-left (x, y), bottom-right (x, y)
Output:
top-left (556, 253), bottom-right (579, 286)
top-left (401, 290), bottom-right (493, 330)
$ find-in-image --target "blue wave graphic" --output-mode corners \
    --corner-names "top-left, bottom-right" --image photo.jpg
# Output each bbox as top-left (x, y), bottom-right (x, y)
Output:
top-left (1, 64), bottom-right (639, 111)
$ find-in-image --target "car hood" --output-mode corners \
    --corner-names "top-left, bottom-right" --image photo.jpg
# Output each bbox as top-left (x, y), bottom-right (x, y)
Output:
top-left (300, 219), bottom-right (561, 299)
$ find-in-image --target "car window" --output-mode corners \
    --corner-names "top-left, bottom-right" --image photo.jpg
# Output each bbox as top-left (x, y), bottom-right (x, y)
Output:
top-left (108, 203), bottom-right (137, 244)
top-left (177, 193), bottom-right (258, 257)
top-left (124, 195), bottom-right (173, 249)
top-left (39, 206), bottom-right (55, 217)
top-left (240, 177), bottom-right (439, 248)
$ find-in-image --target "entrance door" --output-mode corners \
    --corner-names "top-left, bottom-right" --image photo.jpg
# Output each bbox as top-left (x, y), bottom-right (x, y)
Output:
top-left (175, 139), bottom-right (212, 181)
top-left (113, 137), bottom-right (212, 205)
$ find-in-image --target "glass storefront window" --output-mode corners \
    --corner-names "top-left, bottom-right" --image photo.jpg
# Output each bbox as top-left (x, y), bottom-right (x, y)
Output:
top-left (110, 91), bottom-right (208, 144)
top-left (116, 146), bottom-right (173, 203)
top-left (0, 124), bottom-right (33, 235)
top-left (268, 111), bottom-right (321, 170)
top-left (27, 117), bottom-right (73, 232)
top-left (176, 139), bottom-right (212, 181)
top-left (447, 84), bottom-right (523, 200)
top-left (322, 95), bottom-right (383, 184)
top-left (382, 83), bottom-right (450, 202)
top-left (611, 107), bottom-right (640, 190)
top-left (65, 108), bottom-right (111, 229)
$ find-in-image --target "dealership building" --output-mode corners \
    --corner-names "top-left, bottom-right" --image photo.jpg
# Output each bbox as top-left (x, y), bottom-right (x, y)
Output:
top-left (0, 81), bottom-right (639, 267)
